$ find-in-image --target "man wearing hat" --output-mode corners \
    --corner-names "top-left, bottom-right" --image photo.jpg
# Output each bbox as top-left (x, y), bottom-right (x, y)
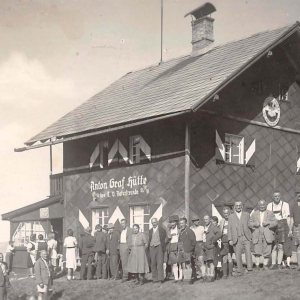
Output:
top-left (165, 215), bottom-right (182, 282)
top-left (79, 226), bottom-right (96, 280)
top-left (190, 216), bottom-right (205, 280)
top-left (106, 223), bottom-right (121, 280)
top-left (289, 185), bottom-right (300, 270)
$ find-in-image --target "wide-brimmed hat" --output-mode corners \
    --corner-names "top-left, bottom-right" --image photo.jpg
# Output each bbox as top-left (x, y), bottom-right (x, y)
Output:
top-left (107, 223), bottom-right (115, 229)
top-left (191, 216), bottom-right (200, 221)
top-left (169, 215), bottom-right (179, 222)
top-left (84, 226), bottom-right (92, 234)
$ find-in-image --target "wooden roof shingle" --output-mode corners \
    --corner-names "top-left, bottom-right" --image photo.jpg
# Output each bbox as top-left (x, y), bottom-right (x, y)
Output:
top-left (26, 22), bottom-right (300, 145)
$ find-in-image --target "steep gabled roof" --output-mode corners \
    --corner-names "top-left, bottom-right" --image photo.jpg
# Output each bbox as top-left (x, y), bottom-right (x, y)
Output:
top-left (26, 22), bottom-right (300, 146)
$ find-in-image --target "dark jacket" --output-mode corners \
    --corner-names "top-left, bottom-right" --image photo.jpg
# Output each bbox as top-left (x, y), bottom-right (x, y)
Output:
top-left (79, 234), bottom-right (96, 255)
top-left (34, 258), bottom-right (50, 285)
top-left (228, 211), bottom-right (252, 244)
top-left (148, 226), bottom-right (167, 252)
top-left (178, 227), bottom-right (196, 253)
top-left (0, 262), bottom-right (8, 287)
top-left (204, 224), bottom-right (222, 250)
top-left (107, 231), bottom-right (120, 255)
top-left (94, 231), bottom-right (107, 253)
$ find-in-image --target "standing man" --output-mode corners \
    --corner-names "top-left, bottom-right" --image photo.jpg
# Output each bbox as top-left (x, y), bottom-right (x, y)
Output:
top-left (190, 217), bottom-right (205, 280)
top-left (119, 219), bottom-right (132, 283)
top-left (35, 250), bottom-right (51, 300)
top-left (228, 201), bottom-right (253, 276)
top-left (94, 224), bottom-right (107, 279)
top-left (267, 190), bottom-right (290, 269)
top-left (79, 226), bottom-right (95, 280)
top-left (165, 215), bottom-right (181, 282)
top-left (219, 207), bottom-right (234, 278)
top-left (289, 185), bottom-right (300, 271)
top-left (148, 218), bottom-right (166, 284)
top-left (202, 215), bottom-right (222, 282)
top-left (106, 223), bottom-right (121, 280)
top-left (178, 218), bottom-right (196, 284)
top-left (249, 200), bottom-right (277, 270)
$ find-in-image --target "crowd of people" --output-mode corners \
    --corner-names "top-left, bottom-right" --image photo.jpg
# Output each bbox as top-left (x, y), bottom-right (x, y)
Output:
top-left (1, 189), bottom-right (300, 299)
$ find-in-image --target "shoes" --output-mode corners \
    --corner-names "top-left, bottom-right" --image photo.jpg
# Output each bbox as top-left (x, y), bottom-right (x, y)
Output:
top-left (286, 265), bottom-right (290, 269)
top-left (277, 265), bottom-right (283, 270)
top-left (234, 272), bottom-right (243, 277)
top-left (269, 265), bottom-right (277, 270)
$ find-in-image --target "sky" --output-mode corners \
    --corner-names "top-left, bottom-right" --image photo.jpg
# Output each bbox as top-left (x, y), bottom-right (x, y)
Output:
top-left (0, 0), bottom-right (300, 243)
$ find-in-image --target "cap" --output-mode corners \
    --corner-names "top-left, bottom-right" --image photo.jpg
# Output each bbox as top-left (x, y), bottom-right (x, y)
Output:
top-left (169, 215), bottom-right (179, 222)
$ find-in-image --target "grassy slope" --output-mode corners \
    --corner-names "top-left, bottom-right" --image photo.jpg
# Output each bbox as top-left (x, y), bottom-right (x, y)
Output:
top-left (7, 269), bottom-right (300, 300)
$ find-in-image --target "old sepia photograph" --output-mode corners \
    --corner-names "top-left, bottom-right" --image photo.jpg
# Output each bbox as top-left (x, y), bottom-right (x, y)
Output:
top-left (1, 0), bottom-right (300, 299)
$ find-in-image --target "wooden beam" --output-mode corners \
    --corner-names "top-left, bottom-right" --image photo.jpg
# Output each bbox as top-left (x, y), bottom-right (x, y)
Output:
top-left (185, 121), bottom-right (191, 223)
top-left (50, 145), bottom-right (53, 175)
top-left (14, 110), bottom-right (190, 152)
top-left (280, 45), bottom-right (300, 74)
top-left (199, 109), bottom-right (300, 135)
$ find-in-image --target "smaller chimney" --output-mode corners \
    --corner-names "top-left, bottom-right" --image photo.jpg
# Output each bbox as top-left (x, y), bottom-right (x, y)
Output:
top-left (184, 2), bottom-right (216, 57)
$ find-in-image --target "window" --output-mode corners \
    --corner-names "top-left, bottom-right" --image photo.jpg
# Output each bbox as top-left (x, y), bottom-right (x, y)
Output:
top-left (92, 208), bottom-right (109, 228)
top-left (224, 134), bottom-right (244, 164)
top-left (13, 222), bottom-right (46, 246)
top-left (129, 135), bottom-right (151, 164)
top-left (130, 205), bottom-right (150, 232)
top-left (279, 83), bottom-right (289, 102)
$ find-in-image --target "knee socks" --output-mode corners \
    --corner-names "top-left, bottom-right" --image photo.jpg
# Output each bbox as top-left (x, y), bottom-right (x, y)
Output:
top-left (173, 264), bottom-right (179, 280)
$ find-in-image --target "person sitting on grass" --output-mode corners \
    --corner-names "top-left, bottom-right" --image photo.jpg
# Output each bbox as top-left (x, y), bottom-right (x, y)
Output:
top-left (127, 224), bottom-right (149, 285)
top-left (249, 199), bottom-right (277, 271)
top-left (202, 215), bottom-right (221, 282)
top-left (34, 250), bottom-right (51, 300)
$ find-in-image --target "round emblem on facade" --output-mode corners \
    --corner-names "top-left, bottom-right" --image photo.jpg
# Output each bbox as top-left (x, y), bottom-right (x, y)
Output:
top-left (262, 97), bottom-right (280, 127)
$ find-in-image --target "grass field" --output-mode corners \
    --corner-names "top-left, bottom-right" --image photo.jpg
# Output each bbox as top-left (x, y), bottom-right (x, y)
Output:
top-left (7, 268), bottom-right (300, 300)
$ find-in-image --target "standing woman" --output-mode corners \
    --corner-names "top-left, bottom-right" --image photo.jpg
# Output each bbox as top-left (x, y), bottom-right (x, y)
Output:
top-left (127, 224), bottom-right (149, 285)
top-left (64, 229), bottom-right (78, 280)
top-left (47, 233), bottom-right (58, 270)
top-left (27, 234), bottom-right (37, 278)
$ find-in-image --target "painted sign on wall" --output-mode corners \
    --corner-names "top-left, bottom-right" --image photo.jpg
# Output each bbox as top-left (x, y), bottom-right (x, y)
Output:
top-left (90, 175), bottom-right (149, 200)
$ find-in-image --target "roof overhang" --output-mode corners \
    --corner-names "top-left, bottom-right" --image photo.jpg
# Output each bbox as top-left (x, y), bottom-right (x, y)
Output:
top-left (1, 194), bottom-right (63, 221)
top-left (191, 22), bottom-right (300, 112)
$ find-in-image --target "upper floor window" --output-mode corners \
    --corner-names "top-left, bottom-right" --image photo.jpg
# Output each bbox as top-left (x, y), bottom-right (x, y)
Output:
top-left (130, 205), bottom-right (150, 232)
top-left (90, 135), bottom-right (151, 169)
top-left (224, 134), bottom-right (244, 164)
top-left (279, 83), bottom-right (289, 102)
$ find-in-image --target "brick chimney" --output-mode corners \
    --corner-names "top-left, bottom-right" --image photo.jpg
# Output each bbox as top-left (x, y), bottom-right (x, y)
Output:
top-left (185, 2), bottom-right (216, 57)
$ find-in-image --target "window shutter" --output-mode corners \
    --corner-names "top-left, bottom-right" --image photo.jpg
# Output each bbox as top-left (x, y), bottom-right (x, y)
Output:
top-left (244, 136), bottom-right (256, 168)
top-left (118, 140), bottom-right (129, 163)
top-left (215, 130), bottom-right (225, 163)
top-left (89, 143), bottom-right (100, 168)
top-left (108, 139), bottom-right (119, 166)
top-left (139, 137), bottom-right (151, 161)
top-left (296, 145), bottom-right (300, 175)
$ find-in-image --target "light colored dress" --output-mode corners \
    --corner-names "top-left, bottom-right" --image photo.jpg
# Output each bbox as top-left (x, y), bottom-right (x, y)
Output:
top-left (64, 236), bottom-right (78, 270)
top-left (127, 232), bottom-right (149, 274)
top-left (26, 241), bottom-right (37, 267)
top-left (47, 239), bottom-right (58, 266)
